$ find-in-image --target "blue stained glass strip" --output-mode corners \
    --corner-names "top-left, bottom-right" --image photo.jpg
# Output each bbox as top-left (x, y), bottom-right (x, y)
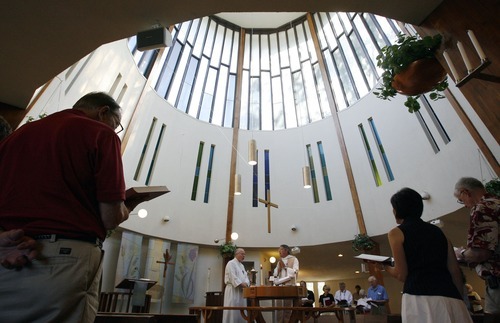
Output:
top-left (264, 150), bottom-right (270, 200)
top-left (252, 150), bottom-right (259, 207)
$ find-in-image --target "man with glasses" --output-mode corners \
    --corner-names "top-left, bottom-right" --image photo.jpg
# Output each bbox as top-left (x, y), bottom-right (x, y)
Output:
top-left (0, 92), bottom-right (146, 322)
top-left (454, 177), bottom-right (500, 322)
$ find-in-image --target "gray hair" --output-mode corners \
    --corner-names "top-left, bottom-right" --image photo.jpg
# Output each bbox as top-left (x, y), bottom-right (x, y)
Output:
top-left (454, 177), bottom-right (484, 194)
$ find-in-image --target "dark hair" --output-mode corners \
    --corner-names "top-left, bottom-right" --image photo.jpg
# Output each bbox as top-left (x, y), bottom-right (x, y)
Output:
top-left (0, 115), bottom-right (12, 141)
top-left (390, 187), bottom-right (423, 220)
top-left (72, 92), bottom-right (121, 115)
top-left (280, 244), bottom-right (291, 254)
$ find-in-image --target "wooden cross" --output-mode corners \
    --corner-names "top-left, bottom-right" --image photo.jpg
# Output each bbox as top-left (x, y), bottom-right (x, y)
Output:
top-left (258, 189), bottom-right (279, 233)
top-left (156, 249), bottom-right (175, 278)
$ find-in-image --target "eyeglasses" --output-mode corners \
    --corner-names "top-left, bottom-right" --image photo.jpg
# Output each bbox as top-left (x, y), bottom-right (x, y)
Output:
top-left (115, 123), bottom-right (124, 134)
top-left (456, 190), bottom-right (465, 204)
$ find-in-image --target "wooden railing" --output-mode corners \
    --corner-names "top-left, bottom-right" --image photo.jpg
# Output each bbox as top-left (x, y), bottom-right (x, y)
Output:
top-left (189, 306), bottom-right (355, 323)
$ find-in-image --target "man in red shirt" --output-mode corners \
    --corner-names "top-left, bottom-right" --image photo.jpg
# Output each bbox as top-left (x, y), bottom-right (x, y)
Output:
top-left (0, 92), bottom-right (145, 322)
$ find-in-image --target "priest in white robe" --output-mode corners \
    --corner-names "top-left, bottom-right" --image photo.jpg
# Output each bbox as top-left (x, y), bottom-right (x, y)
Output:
top-left (273, 244), bottom-right (299, 323)
top-left (222, 248), bottom-right (250, 323)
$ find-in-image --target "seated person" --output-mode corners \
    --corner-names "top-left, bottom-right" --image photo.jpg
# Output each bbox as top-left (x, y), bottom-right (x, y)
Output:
top-left (334, 282), bottom-right (353, 307)
top-left (355, 289), bottom-right (371, 314)
top-left (300, 281), bottom-right (315, 307)
top-left (319, 285), bottom-right (334, 307)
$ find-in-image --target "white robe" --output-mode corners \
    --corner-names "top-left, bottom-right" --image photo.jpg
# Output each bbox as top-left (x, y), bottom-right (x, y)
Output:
top-left (222, 258), bottom-right (250, 323)
top-left (273, 254), bottom-right (299, 285)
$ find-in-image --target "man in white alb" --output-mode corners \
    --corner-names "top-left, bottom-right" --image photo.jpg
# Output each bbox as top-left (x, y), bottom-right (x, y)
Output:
top-left (222, 248), bottom-right (250, 323)
top-left (273, 244), bottom-right (299, 322)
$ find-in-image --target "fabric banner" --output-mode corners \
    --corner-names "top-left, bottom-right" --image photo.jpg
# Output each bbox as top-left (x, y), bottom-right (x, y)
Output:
top-left (115, 231), bottom-right (143, 289)
top-left (172, 243), bottom-right (199, 304)
top-left (144, 238), bottom-right (171, 301)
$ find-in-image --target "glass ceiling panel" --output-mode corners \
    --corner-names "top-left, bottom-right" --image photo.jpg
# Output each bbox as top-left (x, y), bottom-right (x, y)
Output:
top-left (131, 13), bottom-right (401, 130)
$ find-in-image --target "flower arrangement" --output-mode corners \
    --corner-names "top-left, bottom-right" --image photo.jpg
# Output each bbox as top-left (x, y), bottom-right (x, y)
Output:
top-left (374, 33), bottom-right (448, 113)
top-left (352, 233), bottom-right (375, 252)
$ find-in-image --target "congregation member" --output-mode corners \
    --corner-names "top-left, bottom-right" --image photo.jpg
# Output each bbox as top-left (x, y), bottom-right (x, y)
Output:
top-left (319, 285), bottom-right (335, 307)
top-left (0, 92), bottom-right (148, 323)
top-left (300, 280), bottom-right (315, 307)
top-left (385, 187), bottom-right (472, 322)
top-left (334, 281), bottom-right (353, 307)
top-left (454, 177), bottom-right (500, 323)
top-left (366, 276), bottom-right (389, 314)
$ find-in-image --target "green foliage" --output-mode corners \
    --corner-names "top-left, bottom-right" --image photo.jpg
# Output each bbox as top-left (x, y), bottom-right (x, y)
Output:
top-left (219, 242), bottom-right (237, 257)
top-left (374, 33), bottom-right (448, 113)
top-left (352, 234), bottom-right (375, 252)
top-left (26, 113), bottom-right (48, 123)
top-left (485, 178), bottom-right (500, 197)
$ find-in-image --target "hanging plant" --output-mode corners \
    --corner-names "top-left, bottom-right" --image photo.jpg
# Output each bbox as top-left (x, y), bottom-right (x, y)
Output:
top-left (485, 178), bottom-right (500, 197)
top-left (352, 234), bottom-right (375, 252)
top-left (374, 33), bottom-right (448, 113)
top-left (219, 242), bottom-right (237, 258)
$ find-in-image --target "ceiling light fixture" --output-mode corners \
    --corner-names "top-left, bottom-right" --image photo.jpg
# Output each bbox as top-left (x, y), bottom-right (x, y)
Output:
top-left (248, 139), bottom-right (257, 165)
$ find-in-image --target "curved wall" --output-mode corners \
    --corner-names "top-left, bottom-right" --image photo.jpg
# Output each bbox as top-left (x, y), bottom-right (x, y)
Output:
top-left (28, 39), bottom-right (499, 248)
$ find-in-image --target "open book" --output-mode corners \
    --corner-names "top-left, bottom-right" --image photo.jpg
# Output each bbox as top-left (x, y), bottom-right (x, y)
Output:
top-left (126, 186), bottom-right (170, 202)
top-left (354, 254), bottom-right (394, 265)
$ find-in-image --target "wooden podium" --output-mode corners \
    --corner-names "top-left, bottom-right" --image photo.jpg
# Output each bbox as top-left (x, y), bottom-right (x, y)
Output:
top-left (243, 286), bottom-right (305, 322)
top-left (243, 286), bottom-right (305, 306)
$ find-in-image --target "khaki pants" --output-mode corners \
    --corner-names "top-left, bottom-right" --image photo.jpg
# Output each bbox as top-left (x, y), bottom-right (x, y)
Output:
top-left (0, 239), bottom-right (103, 323)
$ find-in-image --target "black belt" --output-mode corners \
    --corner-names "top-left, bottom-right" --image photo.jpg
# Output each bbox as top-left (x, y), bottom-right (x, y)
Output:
top-left (33, 234), bottom-right (103, 248)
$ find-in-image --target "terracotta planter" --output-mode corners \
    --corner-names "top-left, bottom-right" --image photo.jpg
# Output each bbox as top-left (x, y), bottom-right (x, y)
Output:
top-left (391, 58), bottom-right (447, 96)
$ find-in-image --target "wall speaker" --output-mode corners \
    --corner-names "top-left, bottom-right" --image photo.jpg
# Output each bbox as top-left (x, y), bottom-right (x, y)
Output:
top-left (137, 28), bottom-right (172, 52)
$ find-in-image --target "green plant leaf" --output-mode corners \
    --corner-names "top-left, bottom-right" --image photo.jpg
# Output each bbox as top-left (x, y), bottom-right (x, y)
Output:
top-left (374, 33), bottom-right (447, 111)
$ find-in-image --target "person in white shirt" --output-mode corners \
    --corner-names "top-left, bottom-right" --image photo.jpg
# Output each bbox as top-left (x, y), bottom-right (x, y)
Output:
top-left (273, 244), bottom-right (299, 322)
top-left (334, 282), bottom-right (353, 307)
top-left (222, 248), bottom-right (250, 323)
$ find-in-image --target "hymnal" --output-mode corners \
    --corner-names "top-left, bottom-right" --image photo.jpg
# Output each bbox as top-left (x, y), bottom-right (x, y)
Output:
top-left (274, 276), bottom-right (292, 285)
top-left (354, 254), bottom-right (394, 265)
top-left (126, 186), bottom-right (170, 202)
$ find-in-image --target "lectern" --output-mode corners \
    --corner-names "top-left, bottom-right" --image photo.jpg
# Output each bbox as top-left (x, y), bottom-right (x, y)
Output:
top-left (114, 278), bottom-right (157, 313)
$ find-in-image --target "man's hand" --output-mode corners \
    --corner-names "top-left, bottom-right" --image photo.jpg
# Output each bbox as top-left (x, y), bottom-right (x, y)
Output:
top-left (0, 229), bottom-right (38, 269)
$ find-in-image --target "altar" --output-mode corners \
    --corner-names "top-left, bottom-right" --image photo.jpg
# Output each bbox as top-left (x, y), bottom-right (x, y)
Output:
top-left (243, 285), bottom-right (305, 307)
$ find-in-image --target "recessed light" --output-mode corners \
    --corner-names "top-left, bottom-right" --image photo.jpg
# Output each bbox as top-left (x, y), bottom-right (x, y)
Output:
top-left (338, 254), bottom-right (343, 257)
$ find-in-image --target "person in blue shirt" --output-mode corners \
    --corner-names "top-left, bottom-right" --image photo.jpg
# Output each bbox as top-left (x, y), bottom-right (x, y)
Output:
top-left (367, 276), bottom-right (389, 314)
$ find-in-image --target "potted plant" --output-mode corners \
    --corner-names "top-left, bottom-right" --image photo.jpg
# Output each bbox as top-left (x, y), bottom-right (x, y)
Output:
top-left (485, 178), bottom-right (500, 196)
top-left (219, 241), bottom-right (237, 258)
top-left (352, 233), bottom-right (375, 252)
top-left (374, 33), bottom-right (448, 113)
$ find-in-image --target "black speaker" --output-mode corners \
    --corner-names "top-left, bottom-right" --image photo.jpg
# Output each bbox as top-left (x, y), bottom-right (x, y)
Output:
top-left (136, 28), bottom-right (172, 51)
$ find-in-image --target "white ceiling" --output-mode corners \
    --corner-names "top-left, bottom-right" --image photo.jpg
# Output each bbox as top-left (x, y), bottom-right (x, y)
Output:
top-left (215, 12), bottom-right (306, 28)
